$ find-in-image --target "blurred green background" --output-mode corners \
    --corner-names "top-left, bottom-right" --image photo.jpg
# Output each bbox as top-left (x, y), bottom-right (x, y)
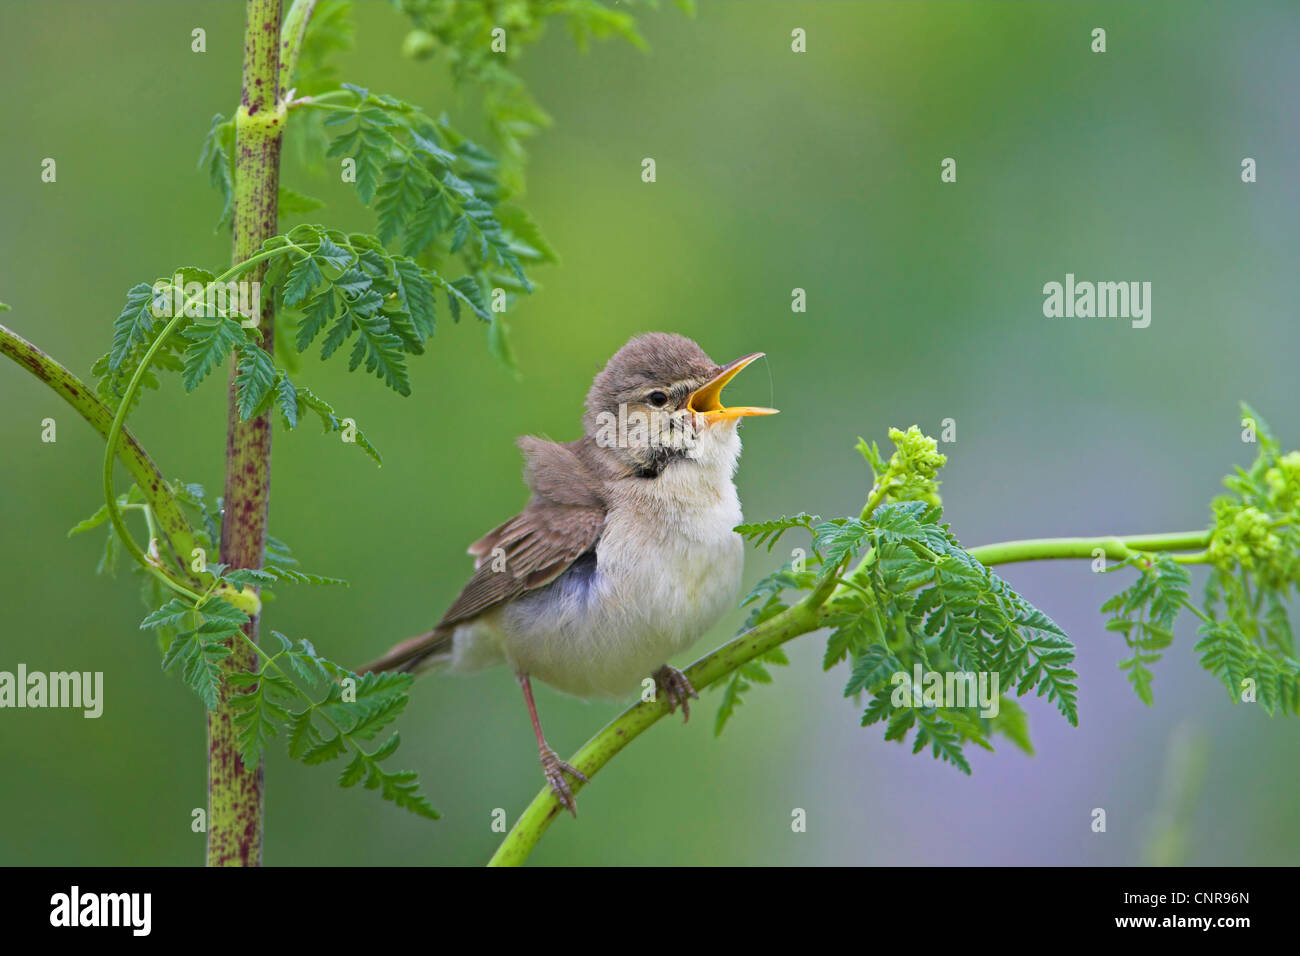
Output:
top-left (1, 0), bottom-right (1297, 866)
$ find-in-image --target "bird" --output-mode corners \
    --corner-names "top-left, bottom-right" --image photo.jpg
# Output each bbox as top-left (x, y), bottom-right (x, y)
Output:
top-left (362, 332), bottom-right (777, 815)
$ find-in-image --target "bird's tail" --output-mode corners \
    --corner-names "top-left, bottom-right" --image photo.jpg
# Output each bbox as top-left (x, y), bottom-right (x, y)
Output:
top-left (358, 628), bottom-right (454, 675)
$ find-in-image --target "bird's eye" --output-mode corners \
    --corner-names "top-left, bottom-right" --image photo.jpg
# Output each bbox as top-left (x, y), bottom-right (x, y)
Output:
top-left (648, 391), bottom-right (669, 408)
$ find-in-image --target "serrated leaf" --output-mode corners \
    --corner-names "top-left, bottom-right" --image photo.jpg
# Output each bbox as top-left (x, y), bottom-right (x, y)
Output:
top-left (276, 374), bottom-right (299, 428)
top-left (391, 257), bottom-right (436, 341)
top-left (283, 255), bottom-right (324, 307)
top-left (199, 113), bottom-right (235, 230)
top-left (302, 733), bottom-right (347, 765)
top-left (844, 644), bottom-right (900, 697)
top-left (109, 283), bottom-right (158, 372)
top-left (445, 275), bottom-right (490, 322)
top-left (297, 288), bottom-right (337, 352)
top-left (198, 596), bottom-right (251, 629)
top-left (181, 317), bottom-right (244, 391)
top-left (141, 598), bottom-right (198, 631)
top-left (235, 344), bottom-right (277, 420)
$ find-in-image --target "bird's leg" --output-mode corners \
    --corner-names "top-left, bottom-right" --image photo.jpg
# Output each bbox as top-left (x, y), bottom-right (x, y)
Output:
top-left (517, 672), bottom-right (587, 817)
top-left (652, 664), bottom-right (699, 722)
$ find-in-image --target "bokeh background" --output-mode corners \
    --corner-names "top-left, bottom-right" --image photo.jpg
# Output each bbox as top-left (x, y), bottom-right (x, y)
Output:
top-left (1, 0), bottom-right (1297, 866)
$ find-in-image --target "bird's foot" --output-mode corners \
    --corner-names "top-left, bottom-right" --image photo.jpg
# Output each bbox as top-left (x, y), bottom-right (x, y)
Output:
top-left (540, 746), bottom-right (588, 817)
top-left (653, 665), bottom-right (699, 722)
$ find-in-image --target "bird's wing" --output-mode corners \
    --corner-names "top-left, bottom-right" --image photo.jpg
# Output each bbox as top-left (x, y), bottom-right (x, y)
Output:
top-left (361, 438), bottom-right (607, 674)
top-left (437, 501), bottom-right (605, 628)
top-left (436, 436), bottom-right (608, 630)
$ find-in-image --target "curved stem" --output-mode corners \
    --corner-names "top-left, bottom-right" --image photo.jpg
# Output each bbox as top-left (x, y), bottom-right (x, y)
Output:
top-left (487, 523), bottom-right (1216, 866)
top-left (0, 323), bottom-right (198, 574)
top-left (99, 247), bottom-right (300, 603)
top-left (102, 313), bottom-right (203, 602)
top-left (487, 599), bottom-right (823, 867)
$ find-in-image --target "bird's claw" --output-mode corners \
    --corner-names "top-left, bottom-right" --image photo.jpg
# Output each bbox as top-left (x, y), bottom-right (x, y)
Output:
top-left (540, 746), bottom-right (587, 817)
top-left (653, 665), bottom-right (699, 723)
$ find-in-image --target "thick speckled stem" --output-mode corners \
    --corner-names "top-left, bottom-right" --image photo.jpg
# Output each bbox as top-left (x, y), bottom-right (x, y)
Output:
top-left (207, 0), bottom-right (285, 869)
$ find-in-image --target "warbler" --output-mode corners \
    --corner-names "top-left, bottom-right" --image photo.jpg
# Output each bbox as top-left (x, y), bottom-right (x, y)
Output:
top-left (364, 333), bottom-right (776, 814)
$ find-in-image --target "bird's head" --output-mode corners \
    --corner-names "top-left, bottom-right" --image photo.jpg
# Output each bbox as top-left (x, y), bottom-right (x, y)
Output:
top-left (582, 332), bottom-right (777, 477)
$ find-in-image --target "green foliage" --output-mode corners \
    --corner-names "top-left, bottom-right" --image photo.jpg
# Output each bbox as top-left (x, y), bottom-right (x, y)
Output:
top-left (149, 596), bottom-right (247, 711)
top-left (96, 246), bottom-right (388, 463)
top-left (714, 647), bottom-right (788, 736)
top-left (224, 631), bottom-right (439, 820)
top-left (198, 115), bottom-right (235, 231)
top-left (857, 425), bottom-right (947, 508)
top-left (396, 0), bottom-right (664, 195)
top-left (235, 340), bottom-right (278, 419)
top-left (376, 1), bottom-right (684, 375)
top-left (1195, 405), bottom-right (1300, 714)
top-left (182, 315), bottom-right (246, 392)
top-left (726, 411), bottom-right (1300, 776)
top-left (287, 381), bottom-right (383, 465)
top-left (72, 479), bottom-right (346, 650)
top-left (314, 86), bottom-right (537, 300)
top-left (289, 0), bottom-right (354, 96)
top-left (203, 2), bottom-right (678, 381)
top-left (55, 0), bottom-right (691, 840)
top-left (728, 410), bottom-right (1300, 776)
top-left (1102, 555), bottom-right (1188, 706)
top-left (262, 533), bottom-right (348, 587)
top-left (1096, 404), bottom-right (1300, 714)
top-left (734, 513), bottom-right (819, 552)
top-left (93, 267), bottom-right (212, 411)
top-left (201, 58), bottom-right (551, 375)
top-left (113, 507), bottom-right (435, 818)
top-left (730, 428), bottom-right (1075, 773)
top-left (70, 484), bottom-right (149, 580)
top-left (264, 223), bottom-right (458, 398)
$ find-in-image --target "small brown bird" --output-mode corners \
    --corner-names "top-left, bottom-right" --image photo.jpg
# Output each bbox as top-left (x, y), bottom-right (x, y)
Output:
top-left (363, 333), bottom-right (776, 814)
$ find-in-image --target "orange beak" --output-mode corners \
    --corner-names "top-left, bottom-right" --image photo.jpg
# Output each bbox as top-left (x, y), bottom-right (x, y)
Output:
top-left (686, 353), bottom-right (779, 424)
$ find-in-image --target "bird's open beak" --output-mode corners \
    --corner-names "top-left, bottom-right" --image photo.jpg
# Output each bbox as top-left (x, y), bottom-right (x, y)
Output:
top-left (686, 353), bottom-right (779, 424)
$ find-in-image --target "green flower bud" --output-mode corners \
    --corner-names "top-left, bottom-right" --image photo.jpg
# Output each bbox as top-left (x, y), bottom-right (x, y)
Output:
top-left (880, 426), bottom-right (947, 507)
top-left (1264, 450), bottom-right (1300, 513)
top-left (1209, 505), bottom-right (1279, 571)
top-left (887, 425), bottom-right (947, 480)
top-left (402, 29), bottom-right (438, 61)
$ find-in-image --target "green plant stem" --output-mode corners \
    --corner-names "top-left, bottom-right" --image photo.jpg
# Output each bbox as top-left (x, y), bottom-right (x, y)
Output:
top-left (487, 523), bottom-right (1214, 866)
top-left (208, 0), bottom-right (286, 869)
top-left (4, 240), bottom-right (302, 600)
top-left (98, 247), bottom-right (302, 603)
top-left (102, 313), bottom-right (205, 603)
top-left (278, 0), bottom-right (316, 99)
top-left (967, 530), bottom-right (1211, 566)
top-left (0, 323), bottom-right (198, 574)
top-left (487, 597), bottom-right (823, 867)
